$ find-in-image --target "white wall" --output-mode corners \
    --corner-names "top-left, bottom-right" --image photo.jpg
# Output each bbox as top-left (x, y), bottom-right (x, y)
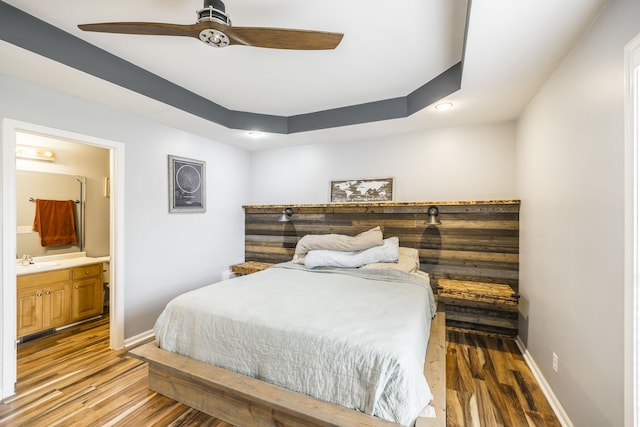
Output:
top-left (516, 0), bottom-right (639, 425)
top-left (250, 122), bottom-right (517, 204)
top-left (0, 73), bottom-right (250, 338)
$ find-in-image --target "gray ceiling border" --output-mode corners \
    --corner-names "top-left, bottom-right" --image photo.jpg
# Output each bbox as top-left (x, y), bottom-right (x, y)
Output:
top-left (0, 0), bottom-right (468, 135)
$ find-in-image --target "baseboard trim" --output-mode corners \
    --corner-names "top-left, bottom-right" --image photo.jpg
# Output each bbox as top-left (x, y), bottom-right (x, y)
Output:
top-left (515, 337), bottom-right (573, 427)
top-left (124, 329), bottom-right (154, 349)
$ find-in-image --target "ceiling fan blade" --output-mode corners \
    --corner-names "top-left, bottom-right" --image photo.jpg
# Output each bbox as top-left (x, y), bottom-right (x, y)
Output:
top-left (225, 26), bottom-right (343, 50)
top-left (78, 21), bottom-right (343, 50)
top-left (78, 22), bottom-right (203, 38)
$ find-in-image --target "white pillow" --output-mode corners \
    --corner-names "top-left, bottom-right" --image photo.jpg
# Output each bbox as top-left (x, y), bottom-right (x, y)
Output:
top-left (304, 237), bottom-right (399, 269)
top-left (361, 247), bottom-right (420, 273)
top-left (293, 226), bottom-right (384, 264)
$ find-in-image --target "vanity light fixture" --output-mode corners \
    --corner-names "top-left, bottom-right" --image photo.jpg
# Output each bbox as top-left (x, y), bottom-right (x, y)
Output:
top-left (278, 207), bottom-right (293, 222)
top-left (434, 102), bottom-right (453, 111)
top-left (16, 145), bottom-right (56, 162)
top-left (426, 206), bottom-right (442, 225)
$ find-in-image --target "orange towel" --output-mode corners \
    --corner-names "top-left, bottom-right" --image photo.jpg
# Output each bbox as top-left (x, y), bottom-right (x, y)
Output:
top-left (33, 199), bottom-right (78, 247)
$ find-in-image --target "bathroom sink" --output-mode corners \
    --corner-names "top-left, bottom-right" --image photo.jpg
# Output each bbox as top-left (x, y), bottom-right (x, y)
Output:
top-left (16, 261), bottom-right (60, 270)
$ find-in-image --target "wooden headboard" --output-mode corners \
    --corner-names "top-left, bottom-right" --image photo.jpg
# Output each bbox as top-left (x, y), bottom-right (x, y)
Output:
top-left (243, 200), bottom-right (520, 292)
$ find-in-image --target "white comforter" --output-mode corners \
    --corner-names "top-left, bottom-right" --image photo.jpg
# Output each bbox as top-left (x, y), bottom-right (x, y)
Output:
top-left (154, 263), bottom-right (436, 426)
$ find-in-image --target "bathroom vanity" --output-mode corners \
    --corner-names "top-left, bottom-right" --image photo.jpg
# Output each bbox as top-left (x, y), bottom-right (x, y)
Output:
top-left (16, 253), bottom-right (108, 339)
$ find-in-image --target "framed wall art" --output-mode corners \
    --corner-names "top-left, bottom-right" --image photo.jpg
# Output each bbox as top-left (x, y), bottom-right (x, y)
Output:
top-left (168, 155), bottom-right (206, 213)
top-left (330, 177), bottom-right (393, 203)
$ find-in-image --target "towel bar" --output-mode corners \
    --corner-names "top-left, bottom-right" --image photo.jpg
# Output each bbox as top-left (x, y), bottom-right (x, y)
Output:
top-left (29, 197), bottom-right (80, 203)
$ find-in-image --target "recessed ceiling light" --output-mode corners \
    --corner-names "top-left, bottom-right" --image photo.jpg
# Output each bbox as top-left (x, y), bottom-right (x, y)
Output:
top-left (434, 102), bottom-right (453, 111)
top-left (247, 131), bottom-right (264, 138)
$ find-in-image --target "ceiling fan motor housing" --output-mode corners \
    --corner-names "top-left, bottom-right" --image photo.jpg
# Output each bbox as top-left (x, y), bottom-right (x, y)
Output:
top-left (198, 0), bottom-right (231, 25)
top-left (197, 0), bottom-right (231, 47)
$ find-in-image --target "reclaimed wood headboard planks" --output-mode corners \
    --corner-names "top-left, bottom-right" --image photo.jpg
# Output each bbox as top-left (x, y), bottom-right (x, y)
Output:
top-left (244, 200), bottom-right (520, 335)
top-left (243, 200), bottom-right (520, 291)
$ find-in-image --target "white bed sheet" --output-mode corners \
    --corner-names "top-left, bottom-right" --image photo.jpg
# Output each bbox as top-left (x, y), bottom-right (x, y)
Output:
top-left (154, 262), bottom-right (436, 426)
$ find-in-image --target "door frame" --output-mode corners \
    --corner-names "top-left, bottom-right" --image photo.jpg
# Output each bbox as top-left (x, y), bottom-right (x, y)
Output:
top-left (0, 118), bottom-right (125, 399)
top-left (624, 33), bottom-right (640, 427)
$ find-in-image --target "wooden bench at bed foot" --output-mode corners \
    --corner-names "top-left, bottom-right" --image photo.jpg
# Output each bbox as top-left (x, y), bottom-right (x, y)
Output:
top-left (436, 279), bottom-right (519, 337)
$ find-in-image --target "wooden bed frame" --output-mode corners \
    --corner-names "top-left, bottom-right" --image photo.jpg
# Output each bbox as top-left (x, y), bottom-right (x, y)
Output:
top-left (130, 311), bottom-right (446, 427)
top-left (130, 203), bottom-right (457, 425)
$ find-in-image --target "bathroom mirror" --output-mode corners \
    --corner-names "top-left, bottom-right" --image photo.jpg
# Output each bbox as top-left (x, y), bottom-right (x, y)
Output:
top-left (16, 171), bottom-right (85, 258)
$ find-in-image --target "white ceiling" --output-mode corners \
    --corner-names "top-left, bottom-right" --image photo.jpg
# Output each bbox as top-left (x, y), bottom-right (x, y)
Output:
top-left (0, 0), bottom-right (608, 151)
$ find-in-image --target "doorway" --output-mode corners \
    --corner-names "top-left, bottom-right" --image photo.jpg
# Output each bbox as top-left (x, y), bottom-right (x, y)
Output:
top-left (15, 134), bottom-right (109, 340)
top-left (1, 119), bottom-right (125, 399)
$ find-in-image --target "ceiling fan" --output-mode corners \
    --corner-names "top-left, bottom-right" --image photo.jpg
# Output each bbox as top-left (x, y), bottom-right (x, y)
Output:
top-left (78, 0), bottom-right (343, 50)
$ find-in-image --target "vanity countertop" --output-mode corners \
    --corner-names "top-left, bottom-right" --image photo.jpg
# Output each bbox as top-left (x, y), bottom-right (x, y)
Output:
top-left (16, 252), bottom-right (110, 276)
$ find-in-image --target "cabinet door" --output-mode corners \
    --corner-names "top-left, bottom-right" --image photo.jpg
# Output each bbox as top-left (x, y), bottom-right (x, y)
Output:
top-left (17, 287), bottom-right (43, 337)
top-left (43, 282), bottom-right (72, 329)
top-left (71, 277), bottom-right (103, 321)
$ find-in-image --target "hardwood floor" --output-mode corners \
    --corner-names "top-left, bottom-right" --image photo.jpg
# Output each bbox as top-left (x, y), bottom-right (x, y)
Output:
top-left (446, 329), bottom-right (561, 427)
top-left (0, 315), bottom-right (560, 426)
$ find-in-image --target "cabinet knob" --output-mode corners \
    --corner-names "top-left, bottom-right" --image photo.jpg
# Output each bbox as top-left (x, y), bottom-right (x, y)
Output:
top-left (46, 291), bottom-right (51, 295)
top-left (85, 270), bottom-right (90, 275)
top-left (75, 285), bottom-right (79, 289)
top-left (36, 292), bottom-right (42, 297)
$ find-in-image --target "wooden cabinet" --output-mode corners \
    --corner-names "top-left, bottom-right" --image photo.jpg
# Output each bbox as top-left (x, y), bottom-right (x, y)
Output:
top-left (17, 269), bottom-right (71, 337)
top-left (43, 282), bottom-right (72, 329)
top-left (230, 261), bottom-right (274, 276)
top-left (17, 263), bottom-right (103, 339)
top-left (71, 264), bottom-right (103, 321)
top-left (17, 287), bottom-right (43, 337)
top-left (436, 279), bottom-right (520, 337)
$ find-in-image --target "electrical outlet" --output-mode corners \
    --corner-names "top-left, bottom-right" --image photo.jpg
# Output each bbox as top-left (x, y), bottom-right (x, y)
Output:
top-left (17, 225), bottom-right (33, 234)
top-left (552, 352), bottom-right (558, 373)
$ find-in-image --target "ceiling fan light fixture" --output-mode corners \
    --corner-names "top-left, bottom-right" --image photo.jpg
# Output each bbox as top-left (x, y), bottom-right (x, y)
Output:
top-left (199, 29), bottom-right (230, 47)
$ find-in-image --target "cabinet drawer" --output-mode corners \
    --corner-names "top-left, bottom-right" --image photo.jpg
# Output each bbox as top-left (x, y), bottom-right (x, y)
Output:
top-left (18, 269), bottom-right (71, 289)
top-left (72, 263), bottom-right (102, 280)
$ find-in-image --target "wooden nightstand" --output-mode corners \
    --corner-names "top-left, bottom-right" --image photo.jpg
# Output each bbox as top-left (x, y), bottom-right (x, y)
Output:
top-left (231, 261), bottom-right (274, 276)
top-left (436, 279), bottom-right (520, 337)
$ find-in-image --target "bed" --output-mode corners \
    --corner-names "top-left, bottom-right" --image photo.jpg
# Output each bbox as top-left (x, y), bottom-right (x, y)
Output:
top-left (132, 230), bottom-right (445, 426)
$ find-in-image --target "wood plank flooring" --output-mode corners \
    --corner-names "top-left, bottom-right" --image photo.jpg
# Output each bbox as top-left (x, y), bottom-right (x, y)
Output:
top-left (0, 315), bottom-right (561, 426)
top-left (446, 329), bottom-right (561, 427)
